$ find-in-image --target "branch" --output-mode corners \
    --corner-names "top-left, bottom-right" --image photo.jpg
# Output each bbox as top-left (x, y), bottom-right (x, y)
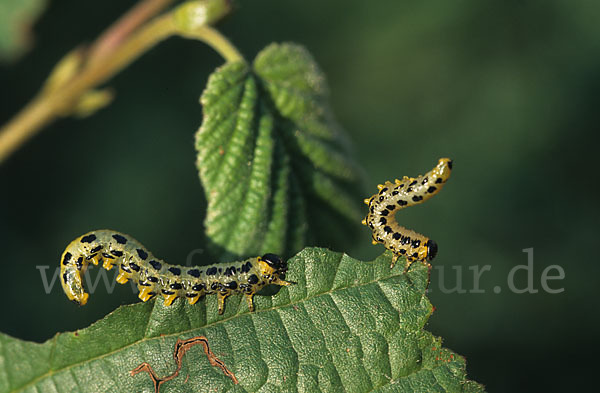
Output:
top-left (0, 0), bottom-right (237, 164)
top-left (88, 0), bottom-right (176, 64)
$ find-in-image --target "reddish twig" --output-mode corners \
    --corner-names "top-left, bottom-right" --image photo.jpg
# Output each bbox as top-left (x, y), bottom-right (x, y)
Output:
top-left (88, 0), bottom-right (176, 64)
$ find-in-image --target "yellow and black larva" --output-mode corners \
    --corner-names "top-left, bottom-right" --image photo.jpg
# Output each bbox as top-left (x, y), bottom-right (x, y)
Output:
top-left (60, 230), bottom-right (292, 314)
top-left (362, 158), bottom-right (453, 270)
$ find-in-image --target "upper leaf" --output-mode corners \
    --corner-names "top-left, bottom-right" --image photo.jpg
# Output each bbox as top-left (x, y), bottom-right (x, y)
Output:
top-left (196, 43), bottom-right (363, 259)
top-left (0, 249), bottom-right (485, 393)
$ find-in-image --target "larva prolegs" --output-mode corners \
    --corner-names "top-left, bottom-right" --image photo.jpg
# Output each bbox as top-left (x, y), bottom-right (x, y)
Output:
top-left (362, 158), bottom-right (452, 269)
top-left (59, 230), bottom-right (291, 314)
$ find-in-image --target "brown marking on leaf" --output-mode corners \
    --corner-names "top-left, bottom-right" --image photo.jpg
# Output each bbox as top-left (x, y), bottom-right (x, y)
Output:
top-left (130, 335), bottom-right (238, 392)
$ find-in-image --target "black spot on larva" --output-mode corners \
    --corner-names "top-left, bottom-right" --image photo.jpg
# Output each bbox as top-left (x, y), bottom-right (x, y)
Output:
top-left (76, 256), bottom-right (83, 270)
top-left (369, 223), bottom-right (374, 229)
top-left (185, 293), bottom-right (199, 298)
top-left (393, 233), bottom-right (402, 240)
top-left (85, 253), bottom-right (97, 261)
top-left (210, 282), bottom-right (220, 291)
top-left (447, 160), bottom-right (453, 170)
top-left (62, 272), bottom-right (68, 283)
top-left (136, 248), bottom-right (148, 260)
top-left (112, 234), bottom-right (127, 244)
top-left (102, 252), bottom-right (115, 259)
top-left (187, 269), bottom-right (201, 278)
top-left (168, 267), bottom-right (181, 276)
top-left (398, 200), bottom-right (408, 206)
top-left (378, 196), bottom-right (384, 202)
top-left (241, 262), bottom-right (252, 273)
top-left (379, 187), bottom-right (388, 194)
top-left (224, 267), bottom-right (235, 277)
top-left (412, 195), bottom-right (423, 202)
top-left (149, 260), bottom-right (162, 270)
top-left (386, 205), bottom-right (395, 211)
top-left (91, 245), bottom-right (103, 253)
top-left (427, 186), bottom-right (437, 193)
top-left (129, 263), bottom-right (140, 272)
top-left (399, 249), bottom-right (407, 255)
top-left (62, 252), bottom-right (72, 266)
top-left (161, 289), bottom-right (175, 295)
top-left (138, 281), bottom-right (151, 287)
top-left (120, 264), bottom-right (131, 273)
top-left (392, 190), bottom-right (399, 195)
top-left (384, 226), bottom-right (393, 234)
top-left (170, 283), bottom-right (183, 290)
top-left (218, 268), bottom-right (222, 274)
top-left (411, 252), bottom-right (418, 258)
top-left (422, 177), bottom-right (428, 184)
top-left (435, 178), bottom-right (443, 184)
top-left (192, 284), bottom-right (205, 291)
top-left (379, 217), bottom-right (387, 225)
top-left (380, 209), bottom-right (389, 216)
top-left (412, 239), bottom-right (421, 248)
top-left (248, 274), bottom-right (259, 285)
top-left (407, 187), bottom-right (413, 192)
top-left (147, 276), bottom-right (159, 283)
top-left (401, 237), bottom-right (411, 245)
top-left (206, 267), bottom-right (218, 276)
top-left (398, 183), bottom-right (404, 188)
top-left (110, 250), bottom-right (123, 257)
top-left (80, 234), bottom-right (96, 243)
top-left (409, 180), bottom-right (417, 187)
top-left (225, 281), bottom-right (238, 289)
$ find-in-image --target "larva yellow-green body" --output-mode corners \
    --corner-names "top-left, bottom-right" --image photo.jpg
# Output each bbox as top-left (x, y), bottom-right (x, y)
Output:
top-left (362, 158), bottom-right (453, 270)
top-left (60, 230), bottom-right (291, 314)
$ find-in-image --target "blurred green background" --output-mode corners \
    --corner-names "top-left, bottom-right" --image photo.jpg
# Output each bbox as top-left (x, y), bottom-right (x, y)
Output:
top-left (1, 0), bottom-right (598, 391)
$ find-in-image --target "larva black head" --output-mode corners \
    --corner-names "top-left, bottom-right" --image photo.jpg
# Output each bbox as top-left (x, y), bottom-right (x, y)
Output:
top-left (261, 253), bottom-right (287, 273)
top-left (426, 240), bottom-right (438, 261)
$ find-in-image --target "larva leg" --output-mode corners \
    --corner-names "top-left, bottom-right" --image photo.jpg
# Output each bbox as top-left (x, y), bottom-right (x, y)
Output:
top-left (245, 293), bottom-right (255, 312)
top-left (116, 271), bottom-right (130, 284)
top-left (271, 277), bottom-right (293, 287)
top-left (163, 293), bottom-right (178, 306)
top-left (390, 253), bottom-right (399, 269)
top-left (217, 292), bottom-right (230, 315)
top-left (187, 294), bottom-right (201, 305)
top-left (403, 258), bottom-right (431, 274)
top-left (102, 258), bottom-right (115, 270)
top-left (138, 286), bottom-right (155, 302)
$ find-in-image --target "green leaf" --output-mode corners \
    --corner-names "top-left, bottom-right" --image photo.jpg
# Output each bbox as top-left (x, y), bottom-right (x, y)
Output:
top-left (0, 0), bottom-right (46, 61)
top-left (0, 249), bottom-right (484, 393)
top-left (196, 43), bottom-right (363, 258)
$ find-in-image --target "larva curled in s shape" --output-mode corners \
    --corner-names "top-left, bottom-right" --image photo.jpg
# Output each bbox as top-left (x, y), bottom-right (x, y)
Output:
top-left (362, 158), bottom-right (453, 271)
top-left (60, 230), bottom-right (292, 314)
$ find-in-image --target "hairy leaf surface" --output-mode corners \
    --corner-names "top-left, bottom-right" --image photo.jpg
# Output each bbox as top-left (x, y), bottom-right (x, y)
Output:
top-left (0, 249), bottom-right (484, 393)
top-left (196, 43), bottom-right (363, 258)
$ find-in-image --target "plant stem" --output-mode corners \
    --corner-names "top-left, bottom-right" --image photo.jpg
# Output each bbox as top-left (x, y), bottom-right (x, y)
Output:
top-left (0, 15), bottom-right (176, 164)
top-left (88, 0), bottom-right (176, 64)
top-left (177, 25), bottom-right (243, 63)
top-left (0, 3), bottom-right (242, 164)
